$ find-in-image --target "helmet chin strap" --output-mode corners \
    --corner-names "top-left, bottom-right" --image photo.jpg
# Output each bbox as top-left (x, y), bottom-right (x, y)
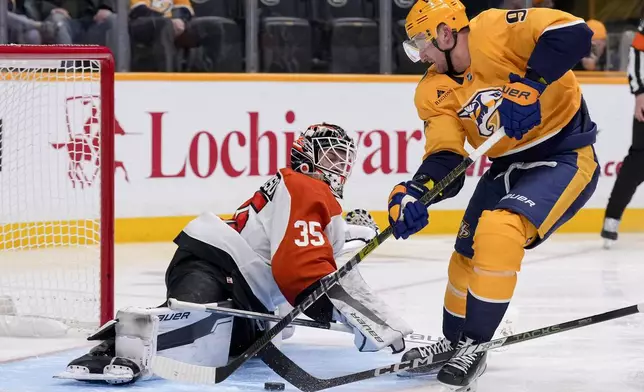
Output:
top-left (434, 31), bottom-right (459, 75)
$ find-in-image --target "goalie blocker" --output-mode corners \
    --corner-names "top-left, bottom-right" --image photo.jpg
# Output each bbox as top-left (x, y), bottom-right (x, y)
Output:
top-left (58, 123), bottom-right (412, 384)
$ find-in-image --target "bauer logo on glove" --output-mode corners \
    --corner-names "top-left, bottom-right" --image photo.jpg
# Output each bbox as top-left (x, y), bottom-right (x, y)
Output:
top-left (498, 73), bottom-right (547, 140)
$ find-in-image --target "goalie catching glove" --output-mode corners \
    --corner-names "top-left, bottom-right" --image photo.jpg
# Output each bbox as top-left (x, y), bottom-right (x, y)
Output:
top-left (338, 209), bottom-right (380, 257)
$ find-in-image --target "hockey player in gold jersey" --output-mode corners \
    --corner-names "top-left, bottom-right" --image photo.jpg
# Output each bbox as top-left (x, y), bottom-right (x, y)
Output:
top-left (388, 1), bottom-right (599, 389)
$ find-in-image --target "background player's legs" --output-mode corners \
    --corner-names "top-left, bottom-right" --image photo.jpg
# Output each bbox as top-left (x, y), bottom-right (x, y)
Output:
top-left (602, 118), bottom-right (644, 244)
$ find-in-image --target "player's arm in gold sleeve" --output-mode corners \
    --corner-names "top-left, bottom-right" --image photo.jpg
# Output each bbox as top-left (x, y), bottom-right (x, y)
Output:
top-left (488, 8), bottom-right (594, 140)
top-left (386, 75), bottom-right (467, 239)
top-left (504, 8), bottom-right (593, 84)
top-left (386, 99), bottom-right (466, 240)
top-left (414, 111), bottom-right (468, 203)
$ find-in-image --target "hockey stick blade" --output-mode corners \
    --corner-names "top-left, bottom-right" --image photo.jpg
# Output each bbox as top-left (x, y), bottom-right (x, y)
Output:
top-left (260, 303), bottom-right (644, 392)
top-left (152, 128), bottom-right (507, 384)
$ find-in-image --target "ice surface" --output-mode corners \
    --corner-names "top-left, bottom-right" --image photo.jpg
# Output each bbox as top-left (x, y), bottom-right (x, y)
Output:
top-left (1, 234), bottom-right (644, 392)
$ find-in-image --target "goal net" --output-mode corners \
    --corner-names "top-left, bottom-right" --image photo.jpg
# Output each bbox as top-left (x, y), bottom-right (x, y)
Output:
top-left (0, 45), bottom-right (114, 337)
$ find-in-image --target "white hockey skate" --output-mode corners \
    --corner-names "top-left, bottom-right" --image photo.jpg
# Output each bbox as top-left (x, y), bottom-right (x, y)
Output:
top-left (601, 217), bottom-right (620, 249)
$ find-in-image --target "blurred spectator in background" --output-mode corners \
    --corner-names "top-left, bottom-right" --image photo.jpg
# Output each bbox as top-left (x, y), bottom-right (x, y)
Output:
top-left (129, 0), bottom-right (230, 72)
top-left (8, 0), bottom-right (45, 44)
top-left (39, 0), bottom-right (116, 49)
top-left (501, 0), bottom-right (554, 9)
top-left (574, 19), bottom-right (607, 71)
top-left (461, 0), bottom-right (502, 19)
top-left (532, 0), bottom-right (555, 8)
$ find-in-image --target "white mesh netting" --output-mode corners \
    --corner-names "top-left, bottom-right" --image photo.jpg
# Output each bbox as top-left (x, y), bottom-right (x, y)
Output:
top-left (0, 59), bottom-right (104, 337)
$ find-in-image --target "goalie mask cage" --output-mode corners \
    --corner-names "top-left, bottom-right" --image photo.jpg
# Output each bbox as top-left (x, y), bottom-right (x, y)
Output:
top-left (0, 45), bottom-right (114, 337)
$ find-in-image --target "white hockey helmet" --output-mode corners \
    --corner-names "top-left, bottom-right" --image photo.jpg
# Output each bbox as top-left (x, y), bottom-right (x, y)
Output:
top-left (290, 123), bottom-right (357, 199)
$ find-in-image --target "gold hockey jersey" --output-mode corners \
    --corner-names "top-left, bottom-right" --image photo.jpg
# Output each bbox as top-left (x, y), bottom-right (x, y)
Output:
top-left (416, 8), bottom-right (587, 160)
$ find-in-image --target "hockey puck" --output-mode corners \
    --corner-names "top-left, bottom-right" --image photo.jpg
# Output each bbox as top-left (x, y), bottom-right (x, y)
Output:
top-left (264, 381), bottom-right (285, 390)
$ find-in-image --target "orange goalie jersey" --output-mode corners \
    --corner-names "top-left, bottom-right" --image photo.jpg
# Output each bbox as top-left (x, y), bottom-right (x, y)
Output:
top-left (416, 8), bottom-right (587, 160)
top-left (228, 168), bottom-right (346, 305)
top-left (177, 168), bottom-right (348, 310)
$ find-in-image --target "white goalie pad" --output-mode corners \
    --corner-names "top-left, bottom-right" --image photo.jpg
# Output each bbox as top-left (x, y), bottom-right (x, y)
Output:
top-left (55, 306), bottom-right (234, 384)
top-left (114, 307), bottom-right (161, 380)
top-left (328, 269), bottom-right (412, 353)
top-left (155, 306), bottom-right (233, 368)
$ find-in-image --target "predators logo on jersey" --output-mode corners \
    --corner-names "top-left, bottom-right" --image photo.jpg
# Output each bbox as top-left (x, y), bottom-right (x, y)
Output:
top-left (457, 89), bottom-right (503, 137)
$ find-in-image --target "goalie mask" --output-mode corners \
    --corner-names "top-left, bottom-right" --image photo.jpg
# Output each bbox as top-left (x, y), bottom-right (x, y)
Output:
top-left (291, 123), bottom-right (357, 199)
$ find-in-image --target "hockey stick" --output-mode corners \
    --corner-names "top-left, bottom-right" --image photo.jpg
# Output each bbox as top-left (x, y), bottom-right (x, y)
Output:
top-left (151, 128), bottom-right (507, 384)
top-left (259, 303), bottom-right (644, 392)
top-left (167, 298), bottom-right (354, 333)
top-left (167, 298), bottom-right (439, 344)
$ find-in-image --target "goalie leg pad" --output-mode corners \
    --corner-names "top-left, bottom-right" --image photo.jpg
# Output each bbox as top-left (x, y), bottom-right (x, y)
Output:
top-left (328, 269), bottom-right (412, 353)
top-left (57, 312), bottom-right (147, 385)
top-left (156, 307), bottom-right (233, 367)
top-left (58, 306), bottom-right (235, 384)
top-left (113, 307), bottom-right (161, 381)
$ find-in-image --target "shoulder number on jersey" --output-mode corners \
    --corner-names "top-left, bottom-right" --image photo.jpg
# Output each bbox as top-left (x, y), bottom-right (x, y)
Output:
top-left (294, 220), bottom-right (325, 247)
top-left (227, 173), bottom-right (282, 232)
top-left (260, 173), bottom-right (281, 201)
top-left (506, 9), bottom-right (528, 24)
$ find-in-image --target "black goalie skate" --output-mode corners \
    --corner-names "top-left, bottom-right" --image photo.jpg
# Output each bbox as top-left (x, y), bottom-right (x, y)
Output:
top-left (437, 337), bottom-right (487, 391)
top-left (56, 337), bottom-right (142, 385)
top-left (397, 337), bottom-right (454, 377)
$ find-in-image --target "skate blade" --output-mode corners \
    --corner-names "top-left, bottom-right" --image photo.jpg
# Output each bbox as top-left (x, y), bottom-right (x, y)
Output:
top-left (440, 380), bottom-right (478, 392)
top-left (54, 370), bottom-right (133, 383)
top-left (602, 239), bottom-right (616, 249)
top-left (437, 362), bottom-right (487, 391)
top-left (396, 364), bottom-right (441, 378)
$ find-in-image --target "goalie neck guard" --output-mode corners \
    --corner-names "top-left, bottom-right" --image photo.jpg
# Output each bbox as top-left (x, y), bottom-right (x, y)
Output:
top-left (290, 123), bottom-right (357, 199)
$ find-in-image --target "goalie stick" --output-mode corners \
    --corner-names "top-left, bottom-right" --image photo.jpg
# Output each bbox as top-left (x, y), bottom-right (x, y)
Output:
top-left (151, 128), bottom-right (507, 385)
top-left (258, 303), bottom-right (644, 392)
top-left (167, 298), bottom-right (439, 345)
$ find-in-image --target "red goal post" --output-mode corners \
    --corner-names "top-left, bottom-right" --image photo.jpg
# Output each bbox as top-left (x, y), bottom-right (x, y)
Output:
top-left (0, 45), bottom-right (114, 336)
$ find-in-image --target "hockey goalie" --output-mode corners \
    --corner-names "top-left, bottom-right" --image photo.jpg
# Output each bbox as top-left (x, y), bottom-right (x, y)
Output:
top-left (58, 123), bottom-right (413, 384)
